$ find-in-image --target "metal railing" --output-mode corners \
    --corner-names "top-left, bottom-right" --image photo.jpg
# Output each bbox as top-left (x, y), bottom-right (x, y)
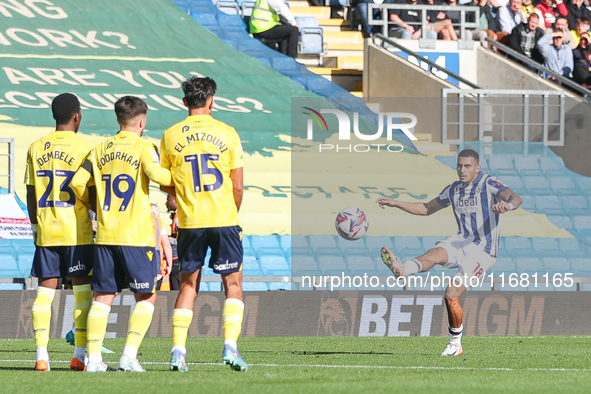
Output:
top-left (0, 139), bottom-right (14, 194)
top-left (368, 3), bottom-right (479, 40)
top-left (484, 37), bottom-right (591, 99)
top-left (442, 89), bottom-right (566, 146)
top-left (373, 34), bottom-right (480, 88)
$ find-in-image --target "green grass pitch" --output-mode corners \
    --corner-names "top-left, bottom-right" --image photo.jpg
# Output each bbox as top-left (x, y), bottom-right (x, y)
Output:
top-left (1, 336), bottom-right (590, 393)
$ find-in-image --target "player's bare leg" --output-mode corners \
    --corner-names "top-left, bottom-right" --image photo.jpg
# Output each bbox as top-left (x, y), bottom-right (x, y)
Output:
top-left (442, 282), bottom-right (467, 356)
top-left (170, 269), bottom-right (202, 372)
top-left (221, 271), bottom-right (248, 371)
top-left (70, 275), bottom-right (92, 371)
top-left (33, 277), bottom-right (59, 371)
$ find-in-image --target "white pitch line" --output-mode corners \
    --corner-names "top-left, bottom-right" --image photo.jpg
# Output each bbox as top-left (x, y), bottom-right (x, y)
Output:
top-left (2, 360), bottom-right (591, 372)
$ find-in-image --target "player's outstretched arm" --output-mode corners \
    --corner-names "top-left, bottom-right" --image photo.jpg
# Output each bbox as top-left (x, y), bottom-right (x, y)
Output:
top-left (492, 188), bottom-right (523, 214)
top-left (144, 163), bottom-right (173, 186)
top-left (376, 197), bottom-right (445, 216)
top-left (230, 167), bottom-right (243, 212)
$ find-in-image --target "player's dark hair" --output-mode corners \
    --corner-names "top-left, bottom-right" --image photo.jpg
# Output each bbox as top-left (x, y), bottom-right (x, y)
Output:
top-left (458, 149), bottom-right (479, 163)
top-left (114, 96), bottom-right (148, 125)
top-left (182, 76), bottom-right (217, 109)
top-left (51, 93), bottom-right (80, 125)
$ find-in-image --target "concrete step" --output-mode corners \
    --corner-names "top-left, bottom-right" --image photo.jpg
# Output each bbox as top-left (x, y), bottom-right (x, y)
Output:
top-left (306, 67), bottom-right (362, 91)
top-left (350, 91), bottom-right (363, 97)
top-left (291, 6), bottom-right (331, 19)
top-left (295, 55), bottom-right (323, 66)
top-left (327, 43), bottom-right (364, 51)
top-left (318, 18), bottom-right (354, 32)
top-left (322, 56), bottom-right (364, 69)
top-left (413, 141), bottom-right (451, 152)
top-left (413, 133), bottom-right (432, 142)
top-left (326, 49), bottom-right (363, 58)
top-left (324, 31), bottom-right (364, 44)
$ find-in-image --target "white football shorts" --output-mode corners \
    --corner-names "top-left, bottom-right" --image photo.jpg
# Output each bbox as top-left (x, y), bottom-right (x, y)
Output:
top-left (435, 234), bottom-right (497, 288)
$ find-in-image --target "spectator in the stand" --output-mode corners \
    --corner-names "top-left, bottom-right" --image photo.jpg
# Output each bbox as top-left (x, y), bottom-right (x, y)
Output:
top-left (538, 29), bottom-right (574, 78)
top-left (465, 0), bottom-right (500, 44)
top-left (509, 13), bottom-right (545, 62)
top-left (573, 31), bottom-right (590, 59)
top-left (426, 0), bottom-right (458, 40)
top-left (497, 0), bottom-right (526, 42)
top-left (551, 16), bottom-right (576, 48)
top-left (389, 0), bottom-right (438, 39)
top-left (565, 0), bottom-right (591, 31)
top-left (535, 0), bottom-right (568, 30)
top-left (521, 0), bottom-right (536, 18)
top-left (573, 46), bottom-right (591, 87)
top-left (571, 17), bottom-right (591, 47)
top-left (354, 0), bottom-right (392, 38)
top-left (249, 0), bottom-right (299, 58)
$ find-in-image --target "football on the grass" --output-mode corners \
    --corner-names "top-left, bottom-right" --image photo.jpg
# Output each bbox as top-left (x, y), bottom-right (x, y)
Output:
top-left (335, 207), bottom-right (368, 240)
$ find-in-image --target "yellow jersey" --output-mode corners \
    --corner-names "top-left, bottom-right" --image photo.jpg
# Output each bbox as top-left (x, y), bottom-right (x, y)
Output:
top-left (24, 131), bottom-right (94, 247)
top-left (71, 131), bottom-right (172, 247)
top-left (160, 115), bottom-right (243, 229)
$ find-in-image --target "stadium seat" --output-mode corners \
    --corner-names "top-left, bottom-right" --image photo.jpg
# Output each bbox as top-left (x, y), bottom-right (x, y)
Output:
top-left (295, 17), bottom-right (324, 56)
top-left (0, 246), bottom-right (18, 276)
top-left (541, 257), bottom-right (570, 275)
top-left (573, 216), bottom-right (591, 235)
top-left (290, 235), bottom-right (309, 249)
top-left (488, 156), bottom-right (517, 176)
top-left (503, 237), bottom-right (532, 251)
top-left (546, 215), bottom-right (574, 231)
top-left (337, 236), bottom-right (366, 252)
top-left (172, 0), bottom-right (191, 13)
top-left (257, 247), bottom-right (286, 259)
top-left (490, 257), bottom-right (515, 275)
top-left (365, 236), bottom-right (394, 253)
top-left (519, 194), bottom-right (533, 211)
top-left (251, 235), bottom-right (280, 250)
top-left (271, 57), bottom-right (304, 76)
top-left (570, 258), bottom-right (591, 276)
top-left (16, 244), bottom-right (35, 276)
top-left (346, 254), bottom-right (377, 275)
top-left (500, 175), bottom-right (527, 195)
top-left (514, 156), bottom-right (543, 176)
top-left (268, 282), bottom-right (291, 290)
top-left (318, 254), bottom-right (347, 275)
top-left (291, 253), bottom-right (320, 276)
top-left (575, 176), bottom-right (591, 194)
top-left (549, 176), bottom-right (578, 195)
top-left (242, 235), bottom-right (251, 249)
top-left (560, 195), bottom-right (589, 216)
top-left (558, 238), bottom-right (588, 258)
top-left (239, 0), bottom-right (255, 16)
top-left (523, 175), bottom-right (553, 195)
top-left (515, 257), bottom-right (543, 275)
top-left (260, 255), bottom-right (291, 276)
top-left (279, 235), bottom-right (291, 253)
top-left (393, 236), bottom-right (424, 256)
top-left (309, 235), bottom-right (337, 250)
top-left (216, 13), bottom-right (248, 32)
top-left (191, 11), bottom-right (218, 28)
top-left (215, 1), bottom-right (240, 14)
top-left (539, 156), bottom-right (566, 174)
top-left (436, 155), bottom-right (457, 169)
top-left (0, 283), bottom-right (24, 290)
top-left (533, 195), bottom-right (564, 215)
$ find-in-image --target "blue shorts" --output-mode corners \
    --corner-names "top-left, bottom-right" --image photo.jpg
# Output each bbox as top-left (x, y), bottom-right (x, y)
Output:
top-left (32, 245), bottom-right (94, 279)
top-left (178, 226), bottom-right (243, 275)
top-left (91, 245), bottom-right (159, 293)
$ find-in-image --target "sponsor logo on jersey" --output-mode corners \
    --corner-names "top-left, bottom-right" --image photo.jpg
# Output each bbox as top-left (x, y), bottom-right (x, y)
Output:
top-left (129, 279), bottom-right (151, 290)
top-left (68, 261), bottom-right (86, 273)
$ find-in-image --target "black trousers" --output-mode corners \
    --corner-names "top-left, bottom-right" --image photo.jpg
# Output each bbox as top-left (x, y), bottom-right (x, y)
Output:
top-left (253, 23), bottom-right (299, 58)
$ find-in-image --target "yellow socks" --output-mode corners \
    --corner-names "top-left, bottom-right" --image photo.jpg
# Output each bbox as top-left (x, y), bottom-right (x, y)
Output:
top-left (222, 298), bottom-right (244, 348)
top-left (86, 301), bottom-right (111, 363)
top-left (32, 286), bottom-right (56, 360)
top-left (72, 284), bottom-right (92, 348)
top-left (123, 301), bottom-right (155, 359)
top-left (172, 309), bottom-right (193, 353)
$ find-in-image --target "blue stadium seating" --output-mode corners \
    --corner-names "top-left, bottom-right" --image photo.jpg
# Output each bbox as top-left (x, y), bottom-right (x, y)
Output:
top-left (488, 156), bottom-right (517, 176)
top-left (541, 257), bottom-right (570, 275)
top-left (523, 176), bottom-right (553, 195)
top-left (491, 257), bottom-right (516, 275)
top-left (575, 176), bottom-right (591, 194)
top-left (337, 236), bottom-right (366, 252)
top-left (215, 1), bottom-right (240, 14)
top-left (242, 235), bottom-right (251, 249)
top-left (243, 282), bottom-right (269, 291)
top-left (393, 236), bottom-right (424, 256)
top-left (260, 255), bottom-right (290, 275)
top-left (516, 257), bottom-right (543, 275)
top-left (501, 175), bottom-right (527, 195)
top-left (573, 216), bottom-right (591, 235)
top-left (346, 254), bottom-right (377, 275)
top-left (534, 195), bottom-right (564, 215)
top-left (558, 238), bottom-right (588, 257)
top-left (570, 258), bottom-right (591, 276)
top-left (291, 253), bottom-right (320, 276)
top-left (549, 176), bottom-right (578, 195)
top-left (365, 236), bottom-right (394, 253)
top-left (421, 236), bottom-right (443, 250)
top-left (546, 215), bottom-right (574, 231)
top-left (514, 156), bottom-right (543, 176)
top-left (539, 156), bottom-right (566, 174)
top-left (560, 195), bottom-right (589, 216)
top-left (309, 235), bottom-right (337, 250)
top-left (171, 0), bottom-right (191, 13)
top-left (251, 235), bottom-right (280, 250)
top-left (318, 254), bottom-right (347, 275)
top-left (295, 17), bottom-right (324, 56)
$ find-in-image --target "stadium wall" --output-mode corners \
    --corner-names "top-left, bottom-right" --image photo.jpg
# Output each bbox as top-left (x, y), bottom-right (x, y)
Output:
top-left (3, 290), bottom-right (591, 338)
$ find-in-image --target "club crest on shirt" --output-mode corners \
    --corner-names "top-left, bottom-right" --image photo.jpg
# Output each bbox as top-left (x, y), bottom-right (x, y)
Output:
top-left (147, 250), bottom-right (154, 261)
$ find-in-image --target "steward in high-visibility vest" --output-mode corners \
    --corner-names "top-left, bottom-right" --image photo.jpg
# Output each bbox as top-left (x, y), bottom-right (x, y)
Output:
top-left (249, 0), bottom-right (280, 34)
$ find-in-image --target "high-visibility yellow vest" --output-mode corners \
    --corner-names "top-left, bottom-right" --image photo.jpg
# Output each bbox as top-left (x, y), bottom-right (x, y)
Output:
top-left (249, 0), bottom-right (280, 34)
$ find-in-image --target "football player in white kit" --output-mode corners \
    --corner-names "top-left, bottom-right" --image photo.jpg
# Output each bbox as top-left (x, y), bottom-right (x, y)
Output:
top-left (376, 149), bottom-right (522, 356)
